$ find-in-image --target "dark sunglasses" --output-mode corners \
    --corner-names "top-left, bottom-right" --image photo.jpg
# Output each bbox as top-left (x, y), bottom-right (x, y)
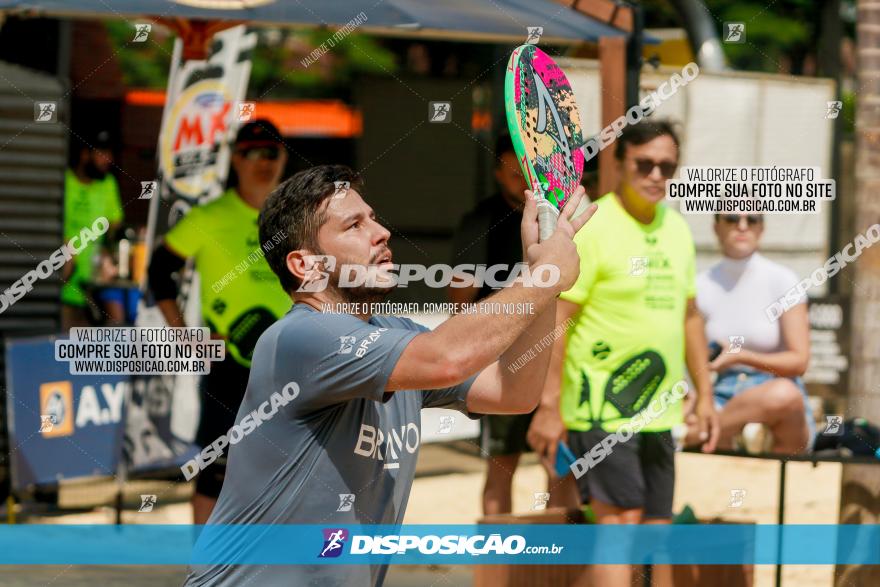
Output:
top-left (721, 214), bottom-right (763, 226)
top-left (634, 158), bottom-right (677, 179)
top-left (237, 146), bottom-right (282, 161)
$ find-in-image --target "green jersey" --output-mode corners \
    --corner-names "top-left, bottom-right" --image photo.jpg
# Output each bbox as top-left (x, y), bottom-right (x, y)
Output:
top-left (164, 189), bottom-right (292, 367)
top-left (62, 170), bottom-right (123, 306)
top-left (559, 193), bottom-right (696, 432)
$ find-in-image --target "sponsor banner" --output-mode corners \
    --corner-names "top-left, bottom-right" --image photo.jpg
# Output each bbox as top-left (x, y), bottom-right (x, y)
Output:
top-left (151, 24), bottom-right (256, 229)
top-left (0, 525), bottom-right (878, 565)
top-left (5, 337), bottom-right (126, 489)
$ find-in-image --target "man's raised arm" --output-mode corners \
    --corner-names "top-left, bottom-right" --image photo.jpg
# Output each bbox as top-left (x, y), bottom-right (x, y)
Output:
top-left (387, 188), bottom-right (595, 394)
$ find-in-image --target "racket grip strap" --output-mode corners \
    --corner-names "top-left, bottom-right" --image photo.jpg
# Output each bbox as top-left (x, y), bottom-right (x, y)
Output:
top-left (536, 199), bottom-right (558, 242)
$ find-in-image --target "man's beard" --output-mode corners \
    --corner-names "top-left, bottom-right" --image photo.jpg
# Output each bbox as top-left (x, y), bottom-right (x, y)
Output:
top-left (329, 278), bottom-right (393, 305)
top-left (323, 250), bottom-right (396, 305)
top-left (84, 160), bottom-right (107, 180)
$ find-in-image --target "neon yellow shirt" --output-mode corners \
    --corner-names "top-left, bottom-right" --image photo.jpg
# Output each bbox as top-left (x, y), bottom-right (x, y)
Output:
top-left (62, 170), bottom-right (123, 306)
top-left (164, 189), bottom-right (292, 367)
top-left (559, 193), bottom-right (696, 432)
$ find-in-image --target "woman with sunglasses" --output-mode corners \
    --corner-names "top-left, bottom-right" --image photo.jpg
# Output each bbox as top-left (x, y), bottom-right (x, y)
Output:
top-left (692, 213), bottom-right (814, 454)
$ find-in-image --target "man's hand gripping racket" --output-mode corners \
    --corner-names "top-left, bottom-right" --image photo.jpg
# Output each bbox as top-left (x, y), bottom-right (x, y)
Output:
top-left (521, 186), bottom-right (595, 290)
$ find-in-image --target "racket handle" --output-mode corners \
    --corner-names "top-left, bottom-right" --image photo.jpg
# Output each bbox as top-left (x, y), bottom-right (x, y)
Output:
top-left (536, 198), bottom-right (558, 242)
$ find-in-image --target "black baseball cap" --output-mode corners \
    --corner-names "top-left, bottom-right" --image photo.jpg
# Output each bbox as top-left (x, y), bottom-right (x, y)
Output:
top-left (71, 128), bottom-right (112, 151)
top-left (92, 129), bottom-right (113, 149)
top-left (235, 119), bottom-right (283, 149)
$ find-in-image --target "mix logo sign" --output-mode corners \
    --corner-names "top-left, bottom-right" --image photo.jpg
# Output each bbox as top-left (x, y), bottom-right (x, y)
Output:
top-left (39, 380), bottom-right (127, 438)
top-left (156, 25), bottom-right (256, 204)
top-left (159, 80), bottom-right (234, 199)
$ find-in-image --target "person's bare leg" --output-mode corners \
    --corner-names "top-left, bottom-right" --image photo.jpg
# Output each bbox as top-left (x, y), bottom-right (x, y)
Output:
top-left (62, 304), bottom-right (89, 332)
top-left (548, 473), bottom-right (581, 510)
top-left (716, 378), bottom-right (809, 453)
top-left (192, 492), bottom-right (217, 524)
top-left (482, 453), bottom-right (520, 515)
top-left (643, 517), bottom-right (673, 587)
top-left (104, 301), bottom-right (126, 326)
top-left (591, 499), bottom-right (642, 587)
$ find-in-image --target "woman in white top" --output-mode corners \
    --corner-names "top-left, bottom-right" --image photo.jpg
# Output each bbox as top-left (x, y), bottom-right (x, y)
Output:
top-left (694, 214), bottom-right (813, 454)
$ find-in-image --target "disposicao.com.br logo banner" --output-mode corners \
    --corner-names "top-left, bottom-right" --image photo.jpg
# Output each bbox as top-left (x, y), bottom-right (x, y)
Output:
top-left (1, 525), bottom-right (879, 565)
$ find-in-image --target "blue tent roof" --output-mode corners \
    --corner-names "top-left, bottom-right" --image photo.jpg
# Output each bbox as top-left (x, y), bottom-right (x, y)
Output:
top-left (0, 0), bottom-right (640, 44)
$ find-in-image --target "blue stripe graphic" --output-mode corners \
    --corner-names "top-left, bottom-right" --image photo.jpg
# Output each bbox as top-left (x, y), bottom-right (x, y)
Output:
top-left (1, 525), bottom-right (878, 565)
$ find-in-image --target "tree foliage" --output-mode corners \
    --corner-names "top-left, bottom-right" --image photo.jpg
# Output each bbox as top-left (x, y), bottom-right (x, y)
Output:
top-left (104, 21), bottom-right (397, 99)
top-left (640, 0), bottom-right (853, 73)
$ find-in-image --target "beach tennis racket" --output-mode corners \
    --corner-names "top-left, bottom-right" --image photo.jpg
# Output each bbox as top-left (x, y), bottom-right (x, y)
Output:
top-left (505, 45), bottom-right (585, 241)
top-left (603, 350), bottom-right (667, 419)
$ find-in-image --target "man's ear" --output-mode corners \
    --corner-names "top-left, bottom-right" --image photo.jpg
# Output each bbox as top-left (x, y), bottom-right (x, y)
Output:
top-left (286, 250), bottom-right (310, 284)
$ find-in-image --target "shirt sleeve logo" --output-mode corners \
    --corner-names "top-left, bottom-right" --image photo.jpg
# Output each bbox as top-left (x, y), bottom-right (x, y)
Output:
top-left (355, 328), bottom-right (387, 358)
top-left (338, 336), bottom-right (356, 354)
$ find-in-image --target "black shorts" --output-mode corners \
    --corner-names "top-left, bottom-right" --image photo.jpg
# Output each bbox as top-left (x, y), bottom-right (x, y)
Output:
top-left (194, 356), bottom-right (251, 498)
top-left (480, 411), bottom-right (535, 457)
top-left (568, 428), bottom-right (675, 518)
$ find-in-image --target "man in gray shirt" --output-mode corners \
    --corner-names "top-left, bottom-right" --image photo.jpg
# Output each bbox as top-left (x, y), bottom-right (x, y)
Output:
top-left (185, 164), bottom-right (595, 586)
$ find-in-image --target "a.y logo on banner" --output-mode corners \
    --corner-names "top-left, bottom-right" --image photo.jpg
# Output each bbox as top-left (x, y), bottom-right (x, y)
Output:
top-left (39, 382), bottom-right (73, 438)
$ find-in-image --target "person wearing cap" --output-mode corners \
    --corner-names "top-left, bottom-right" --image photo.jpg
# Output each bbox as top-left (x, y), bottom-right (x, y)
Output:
top-left (62, 129), bottom-right (124, 329)
top-left (147, 119), bottom-right (292, 523)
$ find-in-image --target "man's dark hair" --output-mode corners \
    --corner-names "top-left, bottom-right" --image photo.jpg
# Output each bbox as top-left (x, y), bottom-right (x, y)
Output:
top-left (614, 120), bottom-right (680, 161)
top-left (259, 165), bottom-right (364, 293)
top-left (494, 132), bottom-right (515, 165)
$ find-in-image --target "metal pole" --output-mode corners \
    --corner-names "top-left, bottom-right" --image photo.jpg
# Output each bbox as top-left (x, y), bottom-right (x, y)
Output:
top-left (625, 1), bottom-right (643, 109)
top-left (775, 460), bottom-right (787, 587)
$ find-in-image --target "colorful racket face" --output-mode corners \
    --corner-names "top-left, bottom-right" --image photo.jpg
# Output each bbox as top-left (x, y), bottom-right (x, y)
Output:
top-left (505, 45), bottom-right (585, 238)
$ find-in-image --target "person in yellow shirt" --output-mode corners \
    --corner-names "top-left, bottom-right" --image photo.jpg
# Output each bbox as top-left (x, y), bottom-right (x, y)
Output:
top-left (148, 120), bottom-right (292, 523)
top-left (527, 121), bottom-right (719, 587)
top-left (62, 130), bottom-right (123, 329)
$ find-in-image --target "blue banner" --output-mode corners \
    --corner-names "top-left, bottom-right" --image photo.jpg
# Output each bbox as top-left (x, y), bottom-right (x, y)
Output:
top-left (0, 525), bottom-right (877, 565)
top-left (5, 336), bottom-right (127, 489)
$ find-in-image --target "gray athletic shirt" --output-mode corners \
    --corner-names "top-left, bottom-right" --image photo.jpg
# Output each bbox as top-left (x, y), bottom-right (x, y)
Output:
top-left (185, 303), bottom-right (479, 587)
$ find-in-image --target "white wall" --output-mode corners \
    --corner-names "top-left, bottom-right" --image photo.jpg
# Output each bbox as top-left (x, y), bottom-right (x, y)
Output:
top-left (558, 59), bottom-right (837, 286)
